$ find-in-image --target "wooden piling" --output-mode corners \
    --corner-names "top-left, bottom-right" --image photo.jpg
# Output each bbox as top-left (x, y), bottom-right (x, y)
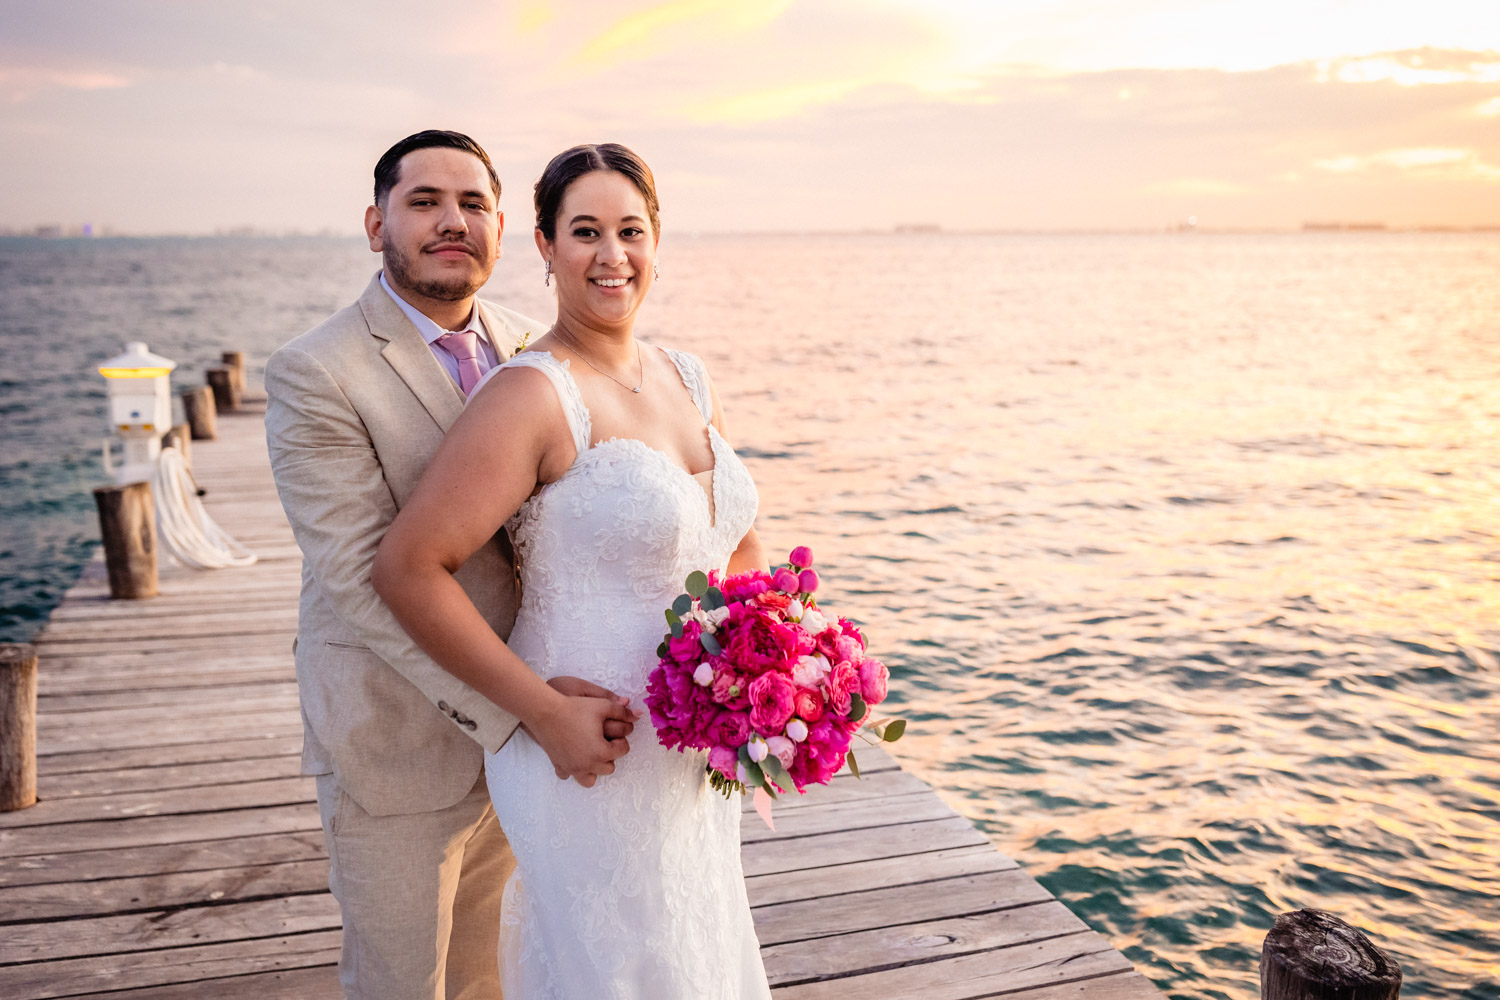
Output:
top-left (207, 368), bottom-right (241, 413)
top-left (1262, 909), bottom-right (1402, 1000)
top-left (0, 643), bottom-right (38, 811)
top-left (182, 385), bottom-right (218, 440)
top-left (162, 422), bottom-right (192, 467)
top-left (92, 481), bottom-right (159, 599)
top-left (222, 350), bottom-right (247, 396)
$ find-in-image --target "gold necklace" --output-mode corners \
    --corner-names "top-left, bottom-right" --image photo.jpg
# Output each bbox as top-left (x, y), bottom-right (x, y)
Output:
top-left (552, 328), bottom-right (644, 393)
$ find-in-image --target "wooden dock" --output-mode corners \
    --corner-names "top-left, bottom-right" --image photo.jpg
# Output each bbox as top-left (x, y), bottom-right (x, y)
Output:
top-left (0, 402), bottom-right (1165, 999)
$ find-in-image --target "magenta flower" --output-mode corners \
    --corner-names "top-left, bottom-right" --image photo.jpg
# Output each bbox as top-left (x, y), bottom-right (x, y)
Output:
top-left (726, 612), bottom-right (800, 674)
top-left (788, 546), bottom-right (814, 569)
top-left (773, 568), bottom-right (800, 593)
top-left (748, 672), bottom-right (796, 734)
top-left (708, 745), bottom-right (738, 779)
top-left (826, 660), bottom-right (859, 717)
top-left (798, 569), bottom-right (819, 594)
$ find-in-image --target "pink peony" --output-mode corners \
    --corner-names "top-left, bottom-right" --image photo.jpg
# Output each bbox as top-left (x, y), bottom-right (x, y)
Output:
top-left (755, 591), bottom-right (792, 615)
top-left (711, 711), bottom-right (751, 749)
top-left (798, 568), bottom-right (819, 593)
top-left (792, 687), bottom-right (824, 723)
top-left (748, 672), bottom-right (796, 734)
top-left (826, 660), bottom-right (859, 717)
top-left (711, 669), bottom-right (749, 708)
top-left (722, 569), bottom-right (772, 603)
top-left (838, 616), bottom-right (866, 650)
top-left (668, 619), bottom-right (705, 664)
top-left (766, 735), bottom-right (796, 769)
top-left (834, 633), bottom-right (863, 665)
top-left (726, 612), bottom-right (800, 674)
top-left (858, 658), bottom-right (889, 704)
top-left (773, 568), bottom-right (801, 593)
top-left (788, 546), bottom-right (814, 569)
top-left (708, 745), bottom-right (738, 779)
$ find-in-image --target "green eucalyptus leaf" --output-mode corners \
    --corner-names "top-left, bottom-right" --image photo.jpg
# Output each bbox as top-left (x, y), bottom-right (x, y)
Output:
top-left (869, 721), bottom-right (887, 740)
top-left (883, 719), bottom-right (907, 742)
top-left (656, 641), bottom-right (669, 659)
top-left (670, 621), bottom-right (684, 639)
top-left (672, 593), bottom-right (693, 616)
top-left (760, 780), bottom-right (778, 800)
top-left (761, 754), bottom-right (788, 785)
top-left (665, 608), bottom-right (681, 626)
top-left (701, 586), bottom-right (725, 610)
top-left (849, 692), bottom-right (867, 722)
top-left (846, 747), bottom-right (861, 779)
top-left (685, 571), bottom-right (710, 598)
top-left (745, 760), bottom-right (765, 787)
top-left (700, 632), bottom-right (722, 656)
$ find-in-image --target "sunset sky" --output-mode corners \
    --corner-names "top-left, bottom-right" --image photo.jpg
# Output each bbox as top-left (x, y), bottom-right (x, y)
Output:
top-left (2, 0), bottom-right (1498, 233)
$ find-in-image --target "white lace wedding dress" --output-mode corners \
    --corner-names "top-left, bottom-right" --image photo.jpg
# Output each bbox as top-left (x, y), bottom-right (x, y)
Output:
top-left (477, 347), bottom-right (772, 999)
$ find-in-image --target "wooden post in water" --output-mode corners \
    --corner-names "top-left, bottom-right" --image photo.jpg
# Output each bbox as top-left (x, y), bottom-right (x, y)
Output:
top-left (182, 385), bottom-right (218, 440)
top-left (206, 367), bottom-right (241, 413)
top-left (221, 350), bottom-right (246, 396)
top-left (0, 644), bottom-right (38, 811)
top-left (1262, 909), bottom-right (1402, 1000)
top-left (93, 481), bottom-right (159, 599)
top-left (162, 422), bottom-right (192, 467)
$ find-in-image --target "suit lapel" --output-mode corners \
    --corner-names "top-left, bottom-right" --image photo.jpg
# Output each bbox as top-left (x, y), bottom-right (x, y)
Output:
top-left (477, 299), bottom-right (525, 360)
top-left (358, 274), bottom-right (466, 433)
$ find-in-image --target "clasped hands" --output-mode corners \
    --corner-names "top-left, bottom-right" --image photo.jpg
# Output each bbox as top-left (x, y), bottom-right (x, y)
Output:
top-left (524, 676), bottom-right (642, 787)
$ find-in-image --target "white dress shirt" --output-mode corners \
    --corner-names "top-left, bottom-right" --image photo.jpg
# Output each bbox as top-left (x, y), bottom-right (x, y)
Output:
top-left (380, 271), bottom-right (500, 388)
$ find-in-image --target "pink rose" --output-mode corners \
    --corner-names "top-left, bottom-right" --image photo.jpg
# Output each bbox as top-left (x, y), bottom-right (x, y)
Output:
top-left (826, 660), bottom-right (859, 717)
top-left (792, 687), bottom-right (824, 723)
top-left (755, 591), bottom-right (792, 614)
top-left (858, 658), bottom-right (889, 704)
top-left (748, 672), bottom-right (796, 734)
top-left (788, 546), bottom-right (814, 569)
top-left (834, 634), bottom-right (863, 665)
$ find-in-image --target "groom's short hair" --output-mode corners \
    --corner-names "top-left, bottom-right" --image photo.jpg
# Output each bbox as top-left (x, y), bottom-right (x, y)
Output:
top-left (374, 130), bottom-right (502, 207)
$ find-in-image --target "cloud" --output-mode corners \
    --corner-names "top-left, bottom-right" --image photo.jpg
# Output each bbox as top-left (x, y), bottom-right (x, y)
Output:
top-left (1315, 148), bottom-right (1500, 180)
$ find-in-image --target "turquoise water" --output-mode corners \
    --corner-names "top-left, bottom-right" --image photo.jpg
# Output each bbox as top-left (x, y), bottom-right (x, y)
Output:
top-left (2, 233), bottom-right (1497, 998)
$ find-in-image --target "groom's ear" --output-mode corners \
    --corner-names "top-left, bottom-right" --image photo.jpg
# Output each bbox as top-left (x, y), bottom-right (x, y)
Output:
top-left (365, 204), bottom-right (385, 252)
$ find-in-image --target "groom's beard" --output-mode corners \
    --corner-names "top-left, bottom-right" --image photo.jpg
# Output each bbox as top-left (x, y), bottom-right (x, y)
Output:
top-left (383, 240), bottom-right (489, 302)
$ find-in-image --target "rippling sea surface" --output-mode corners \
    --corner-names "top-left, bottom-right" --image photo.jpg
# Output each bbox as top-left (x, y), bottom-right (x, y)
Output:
top-left (2, 233), bottom-right (1497, 998)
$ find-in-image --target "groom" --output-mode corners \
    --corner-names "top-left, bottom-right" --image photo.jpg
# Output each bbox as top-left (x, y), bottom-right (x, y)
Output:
top-left (265, 131), bottom-right (630, 999)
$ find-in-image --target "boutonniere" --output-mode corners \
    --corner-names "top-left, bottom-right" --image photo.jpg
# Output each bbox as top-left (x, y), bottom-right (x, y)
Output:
top-left (514, 330), bottom-right (533, 356)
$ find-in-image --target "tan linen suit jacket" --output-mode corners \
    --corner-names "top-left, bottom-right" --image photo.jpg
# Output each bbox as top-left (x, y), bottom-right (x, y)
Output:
top-left (265, 272), bottom-right (541, 816)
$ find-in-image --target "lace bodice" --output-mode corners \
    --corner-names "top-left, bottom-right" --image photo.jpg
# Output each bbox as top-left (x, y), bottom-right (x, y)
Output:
top-left (476, 346), bottom-right (770, 1000)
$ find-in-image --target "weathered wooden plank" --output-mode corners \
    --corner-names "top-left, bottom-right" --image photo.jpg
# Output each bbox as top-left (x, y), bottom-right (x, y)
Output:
top-left (35, 716), bottom-right (304, 755)
top-left (35, 693), bottom-right (300, 732)
top-left (770, 930), bottom-right (1131, 999)
top-left (0, 802), bottom-right (320, 858)
top-left (40, 681), bottom-right (298, 713)
top-left (753, 868), bottom-right (1056, 947)
top-left (747, 844), bottom-right (1007, 908)
top-left (36, 753), bottom-right (302, 798)
top-left (1008, 972), bottom-right (1167, 1000)
top-left (0, 892), bottom-right (340, 964)
top-left (762, 901), bottom-right (1089, 987)
top-left (742, 790), bottom-right (956, 844)
top-left (59, 963), bottom-right (340, 1000)
top-left (0, 776), bottom-right (313, 829)
top-left (742, 817), bottom-right (991, 878)
top-left (0, 930), bottom-right (339, 1000)
top-left (0, 830), bottom-right (328, 887)
top-left (37, 735), bottom-right (304, 775)
top-left (0, 858), bottom-right (328, 921)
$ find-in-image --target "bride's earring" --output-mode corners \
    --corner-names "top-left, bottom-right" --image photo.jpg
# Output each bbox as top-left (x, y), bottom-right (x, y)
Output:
top-left (653, 261), bottom-right (660, 281)
top-left (544, 260), bottom-right (552, 286)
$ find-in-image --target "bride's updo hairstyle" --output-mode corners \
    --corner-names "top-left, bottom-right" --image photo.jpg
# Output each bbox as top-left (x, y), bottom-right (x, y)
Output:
top-left (534, 143), bottom-right (660, 241)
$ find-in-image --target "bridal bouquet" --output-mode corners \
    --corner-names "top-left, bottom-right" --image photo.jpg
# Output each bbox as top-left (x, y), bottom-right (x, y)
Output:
top-left (644, 547), bottom-right (905, 808)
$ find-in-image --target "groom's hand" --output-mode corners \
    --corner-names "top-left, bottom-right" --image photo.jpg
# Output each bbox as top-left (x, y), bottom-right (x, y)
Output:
top-left (546, 676), bottom-right (638, 742)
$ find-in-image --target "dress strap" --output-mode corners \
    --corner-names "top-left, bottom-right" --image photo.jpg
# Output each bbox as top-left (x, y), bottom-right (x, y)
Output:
top-left (490, 351), bottom-right (592, 455)
top-left (662, 348), bottom-right (713, 424)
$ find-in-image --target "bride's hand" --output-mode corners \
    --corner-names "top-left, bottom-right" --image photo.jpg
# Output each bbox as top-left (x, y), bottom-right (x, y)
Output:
top-left (527, 684), bottom-right (642, 787)
top-left (545, 676), bottom-right (638, 742)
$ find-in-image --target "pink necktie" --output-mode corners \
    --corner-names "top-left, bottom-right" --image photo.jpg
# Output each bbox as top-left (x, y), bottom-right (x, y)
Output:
top-left (436, 331), bottom-right (483, 396)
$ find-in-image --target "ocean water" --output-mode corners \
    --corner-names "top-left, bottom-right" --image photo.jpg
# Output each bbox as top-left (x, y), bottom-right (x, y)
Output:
top-left (1, 232), bottom-right (1497, 998)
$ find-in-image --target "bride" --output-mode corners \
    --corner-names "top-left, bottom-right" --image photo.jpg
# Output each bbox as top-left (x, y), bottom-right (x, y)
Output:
top-left (373, 143), bottom-right (773, 998)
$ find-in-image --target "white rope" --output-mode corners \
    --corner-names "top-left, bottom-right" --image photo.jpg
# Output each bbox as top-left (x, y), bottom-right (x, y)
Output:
top-left (150, 446), bottom-right (258, 569)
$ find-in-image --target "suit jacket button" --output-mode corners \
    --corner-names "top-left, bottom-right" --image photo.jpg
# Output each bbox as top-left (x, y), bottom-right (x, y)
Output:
top-left (437, 700), bottom-right (451, 713)
top-left (463, 720), bottom-right (478, 731)
top-left (455, 713), bottom-right (470, 725)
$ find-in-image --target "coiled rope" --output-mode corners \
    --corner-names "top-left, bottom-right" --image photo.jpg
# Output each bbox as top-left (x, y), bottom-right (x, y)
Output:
top-left (150, 446), bottom-right (257, 569)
